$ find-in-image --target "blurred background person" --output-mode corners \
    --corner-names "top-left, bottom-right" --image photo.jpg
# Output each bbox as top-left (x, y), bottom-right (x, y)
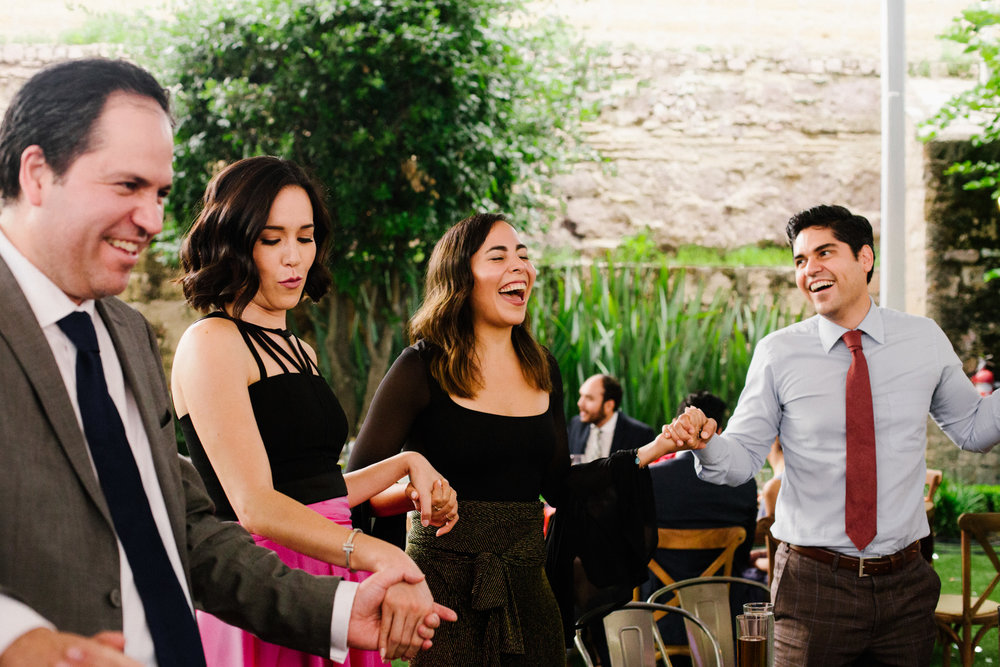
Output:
top-left (568, 373), bottom-right (655, 463)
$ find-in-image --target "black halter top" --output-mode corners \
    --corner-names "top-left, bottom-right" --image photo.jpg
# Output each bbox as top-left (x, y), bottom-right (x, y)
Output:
top-left (180, 312), bottom-right (349, 521)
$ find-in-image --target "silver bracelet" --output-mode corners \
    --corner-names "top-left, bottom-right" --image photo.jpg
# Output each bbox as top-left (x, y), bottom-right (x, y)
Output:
top-left (343, 528), bottom-right (362, 572)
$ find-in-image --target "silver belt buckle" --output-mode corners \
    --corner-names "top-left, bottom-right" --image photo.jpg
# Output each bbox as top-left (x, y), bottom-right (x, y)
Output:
top-left (858, 555), bottom-right (869, 577)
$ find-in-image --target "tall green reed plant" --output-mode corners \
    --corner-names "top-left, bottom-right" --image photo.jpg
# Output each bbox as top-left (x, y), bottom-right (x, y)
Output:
top-left (530, 259), bottom-right (804, 429)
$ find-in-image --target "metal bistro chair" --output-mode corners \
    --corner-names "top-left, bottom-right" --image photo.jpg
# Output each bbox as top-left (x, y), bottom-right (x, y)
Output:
top-left (648, 575), bottom-right (771, 667)
top-left (642, 526), bottom-right (746, 663)
top-left (575, 601), bottom-right (724, 667)
top-left (934, 512), bottom-right (1000, 666)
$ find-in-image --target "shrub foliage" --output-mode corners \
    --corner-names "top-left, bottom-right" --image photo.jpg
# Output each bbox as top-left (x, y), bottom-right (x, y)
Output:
top-left (530, 259), bottom-right (805, 428)
top-left (136, 0), bottom-right (599, 430)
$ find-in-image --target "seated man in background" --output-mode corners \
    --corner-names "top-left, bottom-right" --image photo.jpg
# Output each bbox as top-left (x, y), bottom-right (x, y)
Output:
top-left (644, 392), bottom-right (760, 652)
top-left (568, 373), bottom-right (656, 463)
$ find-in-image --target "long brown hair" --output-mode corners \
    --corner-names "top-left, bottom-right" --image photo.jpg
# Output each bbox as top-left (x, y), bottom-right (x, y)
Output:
top-left (409, 213), bottom-right (551, 397)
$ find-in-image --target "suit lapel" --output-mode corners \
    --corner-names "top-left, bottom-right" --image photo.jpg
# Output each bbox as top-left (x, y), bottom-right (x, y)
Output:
top-left (0, 256), bottom-right (113, 524)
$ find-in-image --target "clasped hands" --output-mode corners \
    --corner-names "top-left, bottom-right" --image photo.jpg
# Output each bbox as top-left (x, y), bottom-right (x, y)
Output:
top-left (367, 462), bottom-right (459, 660)
top-left (405, 465), bottom-right (459, 537)
top-left (657, 406), bottom-right (717, 452)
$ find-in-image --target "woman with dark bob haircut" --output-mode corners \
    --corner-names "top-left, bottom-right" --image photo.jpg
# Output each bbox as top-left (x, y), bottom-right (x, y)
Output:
top-left (171, 156), bottom-right (458, 666)
top-left (347, 212), bottom-right (683, 665)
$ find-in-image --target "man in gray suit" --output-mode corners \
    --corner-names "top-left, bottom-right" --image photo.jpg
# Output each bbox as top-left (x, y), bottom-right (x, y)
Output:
top-left (0, 58), bottom-right (452, 665)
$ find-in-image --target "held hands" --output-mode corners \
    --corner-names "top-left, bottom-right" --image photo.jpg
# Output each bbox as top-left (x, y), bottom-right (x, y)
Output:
top-left (379, 578), bottom-right (450, 661)
top-left (659, 407), bottom-right (717, 452)
top-left (0, 628), bottom-right (140, 666)
top-left (348, 570), bottom-right (457, 661)
top-left (404, 453), bottom-right (458, 535)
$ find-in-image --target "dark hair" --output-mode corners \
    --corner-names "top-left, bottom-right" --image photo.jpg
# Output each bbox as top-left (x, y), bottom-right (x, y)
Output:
top-left (179, 156), bottom-right (332, 317)
top-left (0, 58), bottom-right (170, 202)
top-left (409, 212), bottom-right (551, 397)
top-left (598, 374), bottom-right (623, 411)
top-left (677, 391), bottom-right (729, 430)
top-left (785, 204), bottom-right (876, 283)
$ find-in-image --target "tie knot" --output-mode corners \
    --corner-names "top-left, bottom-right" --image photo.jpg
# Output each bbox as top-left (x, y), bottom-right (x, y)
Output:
top-left (57, 311), bottom-right (100, 353)
top-left (842, 329), bottom-right (863, 351)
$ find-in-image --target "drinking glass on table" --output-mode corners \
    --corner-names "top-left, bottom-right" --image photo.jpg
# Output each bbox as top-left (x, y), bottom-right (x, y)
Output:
top-left (743, 602), bottom-right (775, 667)
top-left (736, 613), bottom-right (770, 667)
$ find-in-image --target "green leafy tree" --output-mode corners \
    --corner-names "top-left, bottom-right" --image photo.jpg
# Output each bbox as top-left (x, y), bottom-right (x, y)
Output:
top-left (922, 6), bottom-right (1000, 280)
top-left (135, 0), bottom-right (599, 431)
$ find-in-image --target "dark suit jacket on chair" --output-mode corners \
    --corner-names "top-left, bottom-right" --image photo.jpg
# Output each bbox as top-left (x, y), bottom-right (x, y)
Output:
top-left (567, 411), bottom-right (656, 458)
top-left (648, 451), bottom-right (758, 580)
top-left (0, 255), bottom-right (337, 656)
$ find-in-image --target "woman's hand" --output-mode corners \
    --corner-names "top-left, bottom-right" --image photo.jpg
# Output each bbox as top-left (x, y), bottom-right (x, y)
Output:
top-left (637, 407), bottom-right (716, 466)
top-left (378, 578), bottom-right (447, 661)
top-left (403, 454), bottom-right (459, 535)
top-left (404, 478), bottom-right (458, 536)
top-left (661, 407), bottom-right (716, 451)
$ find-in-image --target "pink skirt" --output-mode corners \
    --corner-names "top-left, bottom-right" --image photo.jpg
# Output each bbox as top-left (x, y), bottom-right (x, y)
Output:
top-left (197, 497), bottom-right (388, 667)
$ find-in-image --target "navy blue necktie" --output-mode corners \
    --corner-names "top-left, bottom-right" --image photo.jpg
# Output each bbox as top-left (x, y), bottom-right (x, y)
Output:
top-left (57, 311), bottom-right (206, 667)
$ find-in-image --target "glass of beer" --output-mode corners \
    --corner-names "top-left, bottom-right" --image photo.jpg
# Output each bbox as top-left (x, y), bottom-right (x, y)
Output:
top-left (736, 613), bottom-right (769, 667)
top-left (743, 602), bottom-right (774, 667)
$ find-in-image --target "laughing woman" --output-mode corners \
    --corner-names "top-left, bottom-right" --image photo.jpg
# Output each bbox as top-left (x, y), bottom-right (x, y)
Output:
top-left (171, 156), bottom-right (457, 667)
top-left (346, 213), bottom-right (681, 665)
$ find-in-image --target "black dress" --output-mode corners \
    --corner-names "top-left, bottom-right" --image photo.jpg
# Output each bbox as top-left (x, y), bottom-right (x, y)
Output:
top-left (179, 313), bottom-right (390, 665)
top-left (181, 312), bottom-right (348, 517)
top-left (347, 340), bottom-right (655, 666)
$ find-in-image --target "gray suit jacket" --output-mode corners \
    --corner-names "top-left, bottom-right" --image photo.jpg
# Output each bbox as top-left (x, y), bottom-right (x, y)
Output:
top-left (0, 255), bottom-right (337, 656)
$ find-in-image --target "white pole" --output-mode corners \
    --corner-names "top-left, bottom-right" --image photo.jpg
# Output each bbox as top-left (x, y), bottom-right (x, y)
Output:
top-left (881, 0), bottom-right (906, 310)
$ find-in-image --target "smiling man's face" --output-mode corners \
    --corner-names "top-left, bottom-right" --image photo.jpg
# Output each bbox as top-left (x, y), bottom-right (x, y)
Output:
top-left (792, 225), bottom-right (874, 330)
top-left (17, 92), bottom-right (173, 303)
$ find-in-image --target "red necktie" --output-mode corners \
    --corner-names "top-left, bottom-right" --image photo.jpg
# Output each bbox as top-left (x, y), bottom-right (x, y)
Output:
top-left (843, 329), bottom-right (877, 550)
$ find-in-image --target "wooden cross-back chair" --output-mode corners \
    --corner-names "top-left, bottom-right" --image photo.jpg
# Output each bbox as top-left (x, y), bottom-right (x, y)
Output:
top-left (934, 512), bottom-right (1000, 666)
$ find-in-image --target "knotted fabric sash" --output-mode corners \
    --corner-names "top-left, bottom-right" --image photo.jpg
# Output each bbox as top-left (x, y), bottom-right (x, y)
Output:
top-left (407, 500), bottom-right (545, 664)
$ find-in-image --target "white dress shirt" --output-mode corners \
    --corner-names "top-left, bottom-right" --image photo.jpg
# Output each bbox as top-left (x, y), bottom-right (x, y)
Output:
top-left (0, 229), bottom-right (355, 663)
top-left (583, 411), bottom-right (619, 462)
top-left (694, 301), bottom-right (1000, 558)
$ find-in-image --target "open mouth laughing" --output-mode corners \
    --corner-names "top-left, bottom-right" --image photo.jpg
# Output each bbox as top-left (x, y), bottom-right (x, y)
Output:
top-left (809, 280), bottom-right (833, 293)
top-left (499, 281), bottom-right (527, 302)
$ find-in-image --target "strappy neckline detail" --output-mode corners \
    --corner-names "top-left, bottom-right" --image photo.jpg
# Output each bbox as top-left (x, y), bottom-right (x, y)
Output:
top-left (205, 311), bottom-right (319, 379)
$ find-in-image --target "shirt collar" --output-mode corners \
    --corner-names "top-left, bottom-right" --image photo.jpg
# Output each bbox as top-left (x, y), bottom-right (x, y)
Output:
top-left (0, 226), bottom-right (96, 327)
top-left (595, 410), bottom-right (620, 434)
top-left (817, 297), bottom-right (885, 353)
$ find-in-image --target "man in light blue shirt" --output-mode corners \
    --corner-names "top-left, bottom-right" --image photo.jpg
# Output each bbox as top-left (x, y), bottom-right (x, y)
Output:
top-left (663, 205), bottom-right (1000, 666)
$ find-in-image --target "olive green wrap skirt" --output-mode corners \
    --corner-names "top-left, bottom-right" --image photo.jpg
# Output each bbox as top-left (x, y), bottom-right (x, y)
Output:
top-left (406, 500), bottom-right (564, 666)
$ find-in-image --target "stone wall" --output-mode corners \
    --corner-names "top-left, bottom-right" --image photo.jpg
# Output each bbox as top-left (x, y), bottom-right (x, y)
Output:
top-left (546, 50), bottom-right (884, 252)
top-left (0, 43), bottom-right (109, 109)
top-left (924, 139), bottom-right (1000, 484)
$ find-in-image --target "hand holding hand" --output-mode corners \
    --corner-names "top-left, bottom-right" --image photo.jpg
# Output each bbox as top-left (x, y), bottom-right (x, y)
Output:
top-left (404, 453), bottom-right (458, 533)
top-left (348, 570), bottom-right (457, 659)
top-left (660, 407), bottom-right (716, 451)
top-left (379, 579), bottom-right (448, 661)
top-left (405, 478), bottom-right (458, 536)
top-left (0, 628), bottom-right (140, 666)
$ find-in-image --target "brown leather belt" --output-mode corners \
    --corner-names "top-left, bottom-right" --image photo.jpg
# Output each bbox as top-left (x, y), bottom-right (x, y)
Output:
top-left (788, 541), bottom-right (921, 577)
